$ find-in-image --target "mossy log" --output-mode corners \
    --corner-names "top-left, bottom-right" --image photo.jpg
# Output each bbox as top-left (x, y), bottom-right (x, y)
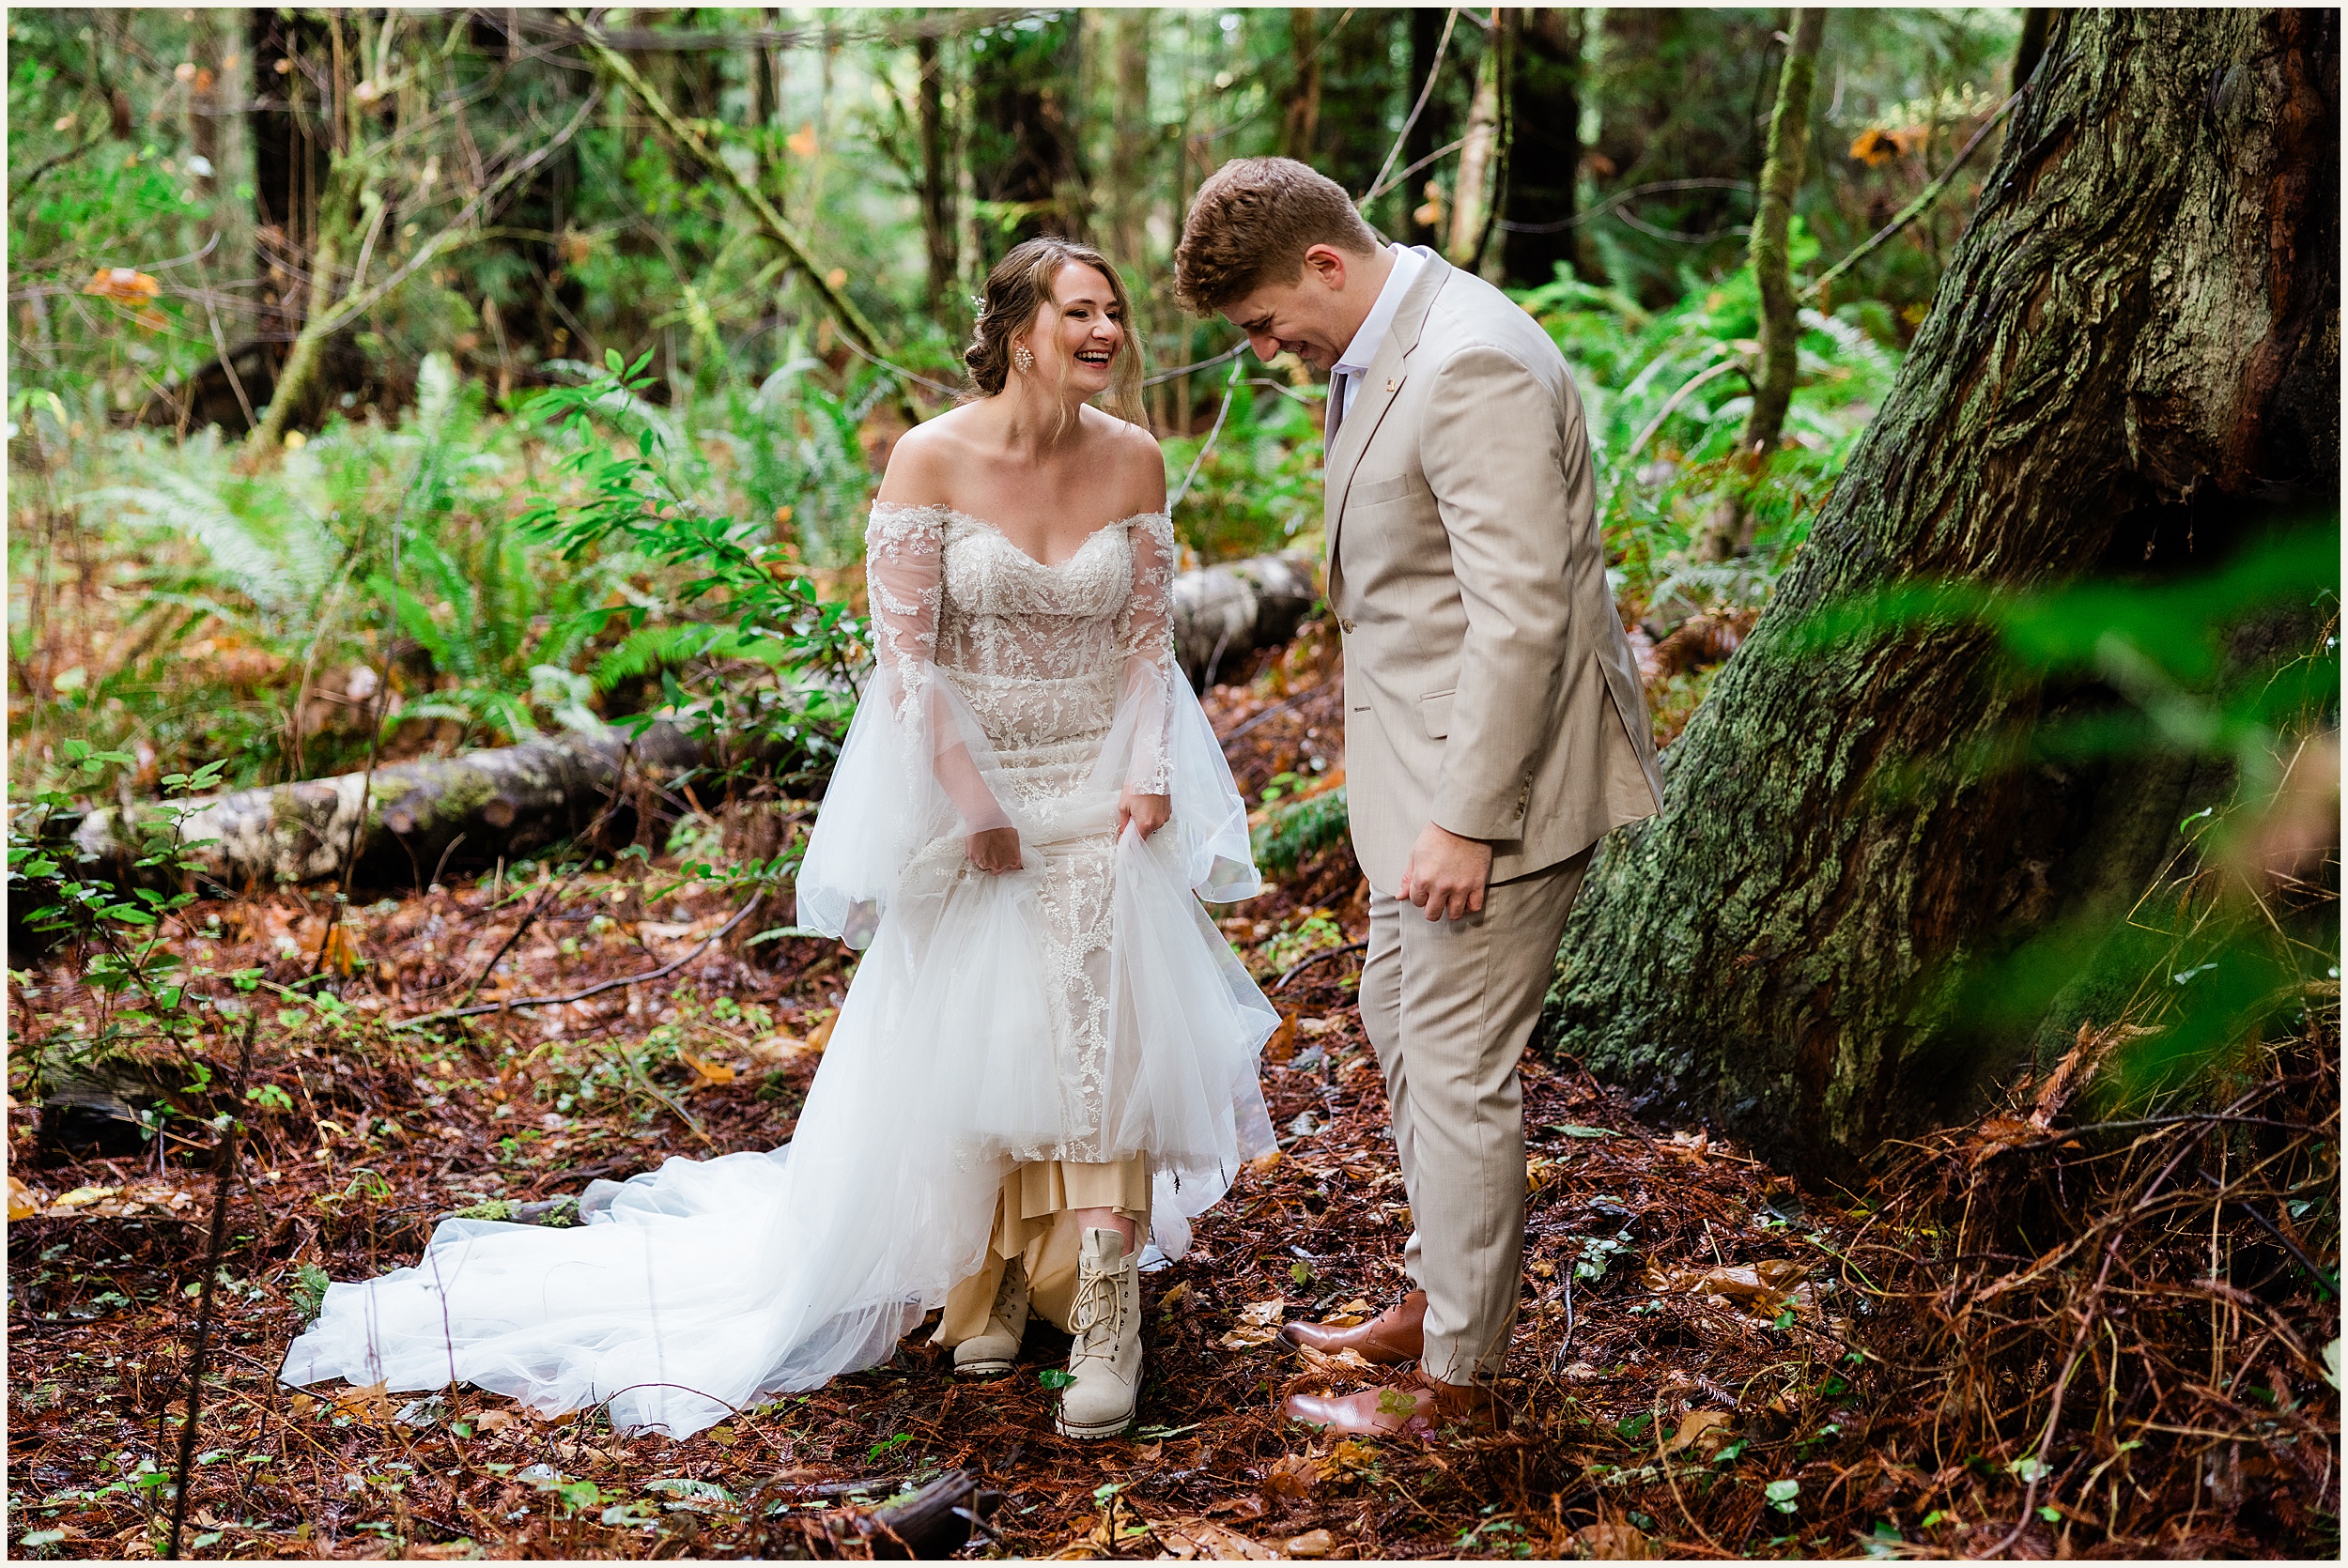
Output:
top-left (1548, 8), bottom-right (2338, 1166)
top-left (71, 722), bottom-right (704, 894)
top-left (54, 554), bottom-right (1319, 894)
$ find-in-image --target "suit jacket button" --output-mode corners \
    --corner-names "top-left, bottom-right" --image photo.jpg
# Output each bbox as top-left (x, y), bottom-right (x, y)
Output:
top-left (1339, 618), bottom-right (1356, 634)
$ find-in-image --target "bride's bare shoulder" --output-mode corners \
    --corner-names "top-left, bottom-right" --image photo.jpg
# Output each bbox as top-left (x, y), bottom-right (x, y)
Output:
top-left (1083, 407), bottom-right (1166, 511)
top-left (876, 406), bottom-right (981, 505)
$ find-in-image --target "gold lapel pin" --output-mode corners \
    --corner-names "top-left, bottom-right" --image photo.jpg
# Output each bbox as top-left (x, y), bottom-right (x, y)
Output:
top-left (1383, 378), bottom-right (1398, 393)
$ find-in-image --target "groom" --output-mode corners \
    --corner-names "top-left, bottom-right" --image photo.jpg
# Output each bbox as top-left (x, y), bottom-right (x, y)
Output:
top-left (1177, 159), bottom-right (1661, 1434)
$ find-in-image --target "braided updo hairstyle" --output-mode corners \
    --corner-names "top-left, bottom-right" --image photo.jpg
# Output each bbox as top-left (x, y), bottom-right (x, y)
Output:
top-left (964, 237), bottom-right (1146, 423)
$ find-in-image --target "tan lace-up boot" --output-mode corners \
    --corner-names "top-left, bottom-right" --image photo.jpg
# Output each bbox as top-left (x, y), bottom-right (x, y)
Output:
top-left (1055, 1228), bottom-right (1141, 1438)
top-left (952, 1254), bottom-right (1029, 1377)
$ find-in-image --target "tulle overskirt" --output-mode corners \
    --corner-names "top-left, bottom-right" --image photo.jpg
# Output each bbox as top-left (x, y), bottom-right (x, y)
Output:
top-left (281, 664), bottom-right (1274, 1437)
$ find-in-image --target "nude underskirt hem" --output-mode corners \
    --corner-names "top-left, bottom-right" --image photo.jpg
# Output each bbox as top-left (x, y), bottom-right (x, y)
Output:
top-left (935, 1157), bottom-right (1151, 1344)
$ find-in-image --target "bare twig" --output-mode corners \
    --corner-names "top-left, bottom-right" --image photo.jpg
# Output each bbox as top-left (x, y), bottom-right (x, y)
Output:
top-left (390, 893), bottom-right (764, 1032)
top-left (165, 1010), bottom-right (259, 1560)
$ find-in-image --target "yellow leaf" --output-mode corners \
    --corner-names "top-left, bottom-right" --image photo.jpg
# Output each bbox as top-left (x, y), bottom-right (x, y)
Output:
top-left (1245, 1148), bottom-right (1282, 1175)
top-left (1286, 1528), bottom-right (1338, 1557)
top-left (803, 1010), bottom-right (840, 1053)
top-left (320, 923), bottom-right (360, 976)
top-left (8, 1176), bottom-right (43, 1221)
top-left (678, 1050), bottom-right (735, 1087)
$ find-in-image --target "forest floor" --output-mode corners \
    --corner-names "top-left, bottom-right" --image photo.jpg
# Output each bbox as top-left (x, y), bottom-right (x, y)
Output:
top-left (8, 629), bottom-right (2339, 1560)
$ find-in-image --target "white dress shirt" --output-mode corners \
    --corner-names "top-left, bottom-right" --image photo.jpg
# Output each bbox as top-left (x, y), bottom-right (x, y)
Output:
top-left (1326, 242), bottom-right (1428, 441)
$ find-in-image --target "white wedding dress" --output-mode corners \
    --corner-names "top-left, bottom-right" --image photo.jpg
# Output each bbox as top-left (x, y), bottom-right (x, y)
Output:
top-left (281, 505), bottom-right (1278, 1437)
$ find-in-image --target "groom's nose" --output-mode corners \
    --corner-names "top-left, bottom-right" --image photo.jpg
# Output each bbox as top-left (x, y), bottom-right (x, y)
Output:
top-left (1246, 331), bottom-right (1285, 361)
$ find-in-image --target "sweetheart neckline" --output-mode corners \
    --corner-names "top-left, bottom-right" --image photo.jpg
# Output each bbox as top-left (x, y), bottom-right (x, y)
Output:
top-left (871, 502), bottom-right (1166, 569)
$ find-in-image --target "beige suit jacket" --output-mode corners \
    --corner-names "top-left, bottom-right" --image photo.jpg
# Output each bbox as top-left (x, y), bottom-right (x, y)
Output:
top-left (1326, 249), bottom-right (1663, 893)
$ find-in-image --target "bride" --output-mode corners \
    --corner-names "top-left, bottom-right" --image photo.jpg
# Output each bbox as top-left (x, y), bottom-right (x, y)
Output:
top-left (282, 238), bottom-right (1279, 1441)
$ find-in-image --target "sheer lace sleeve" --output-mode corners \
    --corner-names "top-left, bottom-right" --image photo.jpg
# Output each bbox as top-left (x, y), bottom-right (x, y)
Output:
top-left (865, 506), bottom-right (1013, 836)
top-left (796, 506), bottom-right (1012, 947)
top-left (1087, 512), bottom-right (1262, 903)
top-left (1113, 512), bottom-right (1179, 796)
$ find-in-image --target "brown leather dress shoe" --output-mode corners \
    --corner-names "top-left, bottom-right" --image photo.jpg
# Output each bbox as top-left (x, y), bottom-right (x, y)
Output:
top-left (1282, 1370), bottom-right (1503, 1438)
top-left (1279, 1289), bottom-right (1427, 1363)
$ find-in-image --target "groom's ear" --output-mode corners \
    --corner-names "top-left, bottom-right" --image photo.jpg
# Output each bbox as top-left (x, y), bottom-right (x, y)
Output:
top-left (1302, 245), bottom-right (1349, 292)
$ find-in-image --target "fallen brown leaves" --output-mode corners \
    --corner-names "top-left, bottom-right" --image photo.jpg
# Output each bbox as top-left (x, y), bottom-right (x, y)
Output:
top-left (8, 652), bottom-right (2338, 1560)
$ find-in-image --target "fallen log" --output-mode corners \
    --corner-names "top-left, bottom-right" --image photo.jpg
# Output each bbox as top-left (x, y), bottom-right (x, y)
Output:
top-left (68, 721), bottom-right (703, 894)
top-left (1172, 549), bottom-right (1321, 687)
top-left (44, 553), bottom-right (1321, 896)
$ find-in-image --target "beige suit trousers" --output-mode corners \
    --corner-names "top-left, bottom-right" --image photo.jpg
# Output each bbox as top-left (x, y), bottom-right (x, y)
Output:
top-left (935, 1158), bottom-right (1151, 1344)
top-left (1358, 849), bottom-right (1591, 1383)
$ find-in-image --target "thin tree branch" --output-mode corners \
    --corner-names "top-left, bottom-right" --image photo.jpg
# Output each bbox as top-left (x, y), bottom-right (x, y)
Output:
top-left (390, 894), bottom-right (765, 1032)
top-left (1802, 85), bottom-right (2023, 303)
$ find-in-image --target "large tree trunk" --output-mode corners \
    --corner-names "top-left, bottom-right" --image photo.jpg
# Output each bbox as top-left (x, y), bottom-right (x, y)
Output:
top-left (914, 32), bottom-right (959, 318)
top-left (1547, 9), bottom-right (2338, 1166)
top-left (1282, 9), bottom-right (1322, 161)
top-left (1499, 8), bottom-right (1583, 289)
top-left (967, 12), bottom-right (1086, 258)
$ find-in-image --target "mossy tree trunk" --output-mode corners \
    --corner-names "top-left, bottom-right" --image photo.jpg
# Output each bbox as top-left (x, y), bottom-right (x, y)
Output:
top-left (1549, 8), bottom-right (2338, 1166)
top-left (1700, 7), bottom-right (1825, 562)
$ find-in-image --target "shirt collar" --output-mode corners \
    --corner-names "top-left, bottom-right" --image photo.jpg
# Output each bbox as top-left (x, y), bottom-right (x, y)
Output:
top-left (1332, 243), bottom-right (1427, 381)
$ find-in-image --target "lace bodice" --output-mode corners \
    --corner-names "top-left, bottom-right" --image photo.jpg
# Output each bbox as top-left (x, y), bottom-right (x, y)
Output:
top-left (868, 503), bottom-right (1177, 812)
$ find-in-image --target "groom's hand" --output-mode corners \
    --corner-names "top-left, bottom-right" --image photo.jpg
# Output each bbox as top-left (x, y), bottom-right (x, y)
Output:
top-left (1399, 823), bottom-right (1494, 921)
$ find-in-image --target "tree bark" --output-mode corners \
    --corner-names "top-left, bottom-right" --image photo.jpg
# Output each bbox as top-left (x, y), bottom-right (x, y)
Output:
top-left (914, 32), bottom-right (959, 318)
top-left (1445, 30), bottom-right (1503, 269)
top-left (967, 11), bottom-right (1086, 257)
top-left (1499, 8), bottom-right (1583, 289)
top-left (1698, 7), bottom-right (1826, 562)
top-left (1736, 8), bottom-right (1824, 464)
top-left (1547, 8), bottom-right (2339, 1166)
top-left (1282, 9), bottom-right (1322, 161)
top-left (1170, 551), bottom-right (1321, 689)
top-left (71, 724), bottom-right (705, 894)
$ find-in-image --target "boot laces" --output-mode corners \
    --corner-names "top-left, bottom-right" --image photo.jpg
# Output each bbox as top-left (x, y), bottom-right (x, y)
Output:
top-left (1069, 1259), bottom-right (1123, 1363)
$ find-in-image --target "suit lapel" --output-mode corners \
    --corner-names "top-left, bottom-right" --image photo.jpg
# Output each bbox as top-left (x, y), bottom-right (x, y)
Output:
top-left (1325, 250), bottom-right (1451, 598)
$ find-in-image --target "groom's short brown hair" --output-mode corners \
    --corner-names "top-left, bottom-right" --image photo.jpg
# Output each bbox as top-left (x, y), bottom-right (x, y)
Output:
top-left (1175, 157), bottom-right (1383, 314)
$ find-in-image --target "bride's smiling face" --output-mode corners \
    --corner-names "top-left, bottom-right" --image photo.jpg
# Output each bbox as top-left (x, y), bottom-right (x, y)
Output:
top-left (1019, 262), bottom-right (1124, 397)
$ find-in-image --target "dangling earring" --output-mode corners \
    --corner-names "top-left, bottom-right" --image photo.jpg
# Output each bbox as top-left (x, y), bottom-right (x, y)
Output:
top-left (1013, 345), bottom-right (1036, 374)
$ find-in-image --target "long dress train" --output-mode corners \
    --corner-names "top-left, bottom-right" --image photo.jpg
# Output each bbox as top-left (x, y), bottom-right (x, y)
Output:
top-left (280, 504), bottom-right (1278, 1437)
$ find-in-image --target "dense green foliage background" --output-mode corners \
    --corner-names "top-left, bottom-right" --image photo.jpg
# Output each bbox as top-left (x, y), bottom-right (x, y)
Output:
top-left (10, 7), bottom-right (2023, 794)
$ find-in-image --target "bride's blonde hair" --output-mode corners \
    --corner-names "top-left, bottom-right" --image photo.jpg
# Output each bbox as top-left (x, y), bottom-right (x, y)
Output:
top-left (965, 238), bottom-right (1146, 426)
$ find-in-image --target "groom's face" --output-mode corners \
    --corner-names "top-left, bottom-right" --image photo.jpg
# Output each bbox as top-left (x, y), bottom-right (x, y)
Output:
top-left (1220, 245), bottom-right (1367, 375)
